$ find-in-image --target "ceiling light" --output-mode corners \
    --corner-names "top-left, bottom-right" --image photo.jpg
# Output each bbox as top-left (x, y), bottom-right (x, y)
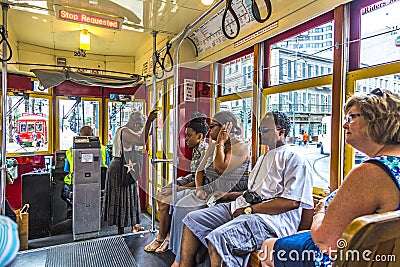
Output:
top-left (201, 0), bottom-right (214, 6)
top-left (80, 29), bottom-right (90, 51)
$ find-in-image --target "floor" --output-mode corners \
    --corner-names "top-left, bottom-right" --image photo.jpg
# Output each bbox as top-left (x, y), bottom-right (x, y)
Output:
top-left (9, 213), bottom-right (176, 267)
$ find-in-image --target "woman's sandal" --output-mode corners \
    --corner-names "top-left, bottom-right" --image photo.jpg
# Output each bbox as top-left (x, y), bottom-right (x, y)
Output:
top-left (144, 238), bottom-right (164, 252)
top-left (155, 239), bottom-right (170, 253)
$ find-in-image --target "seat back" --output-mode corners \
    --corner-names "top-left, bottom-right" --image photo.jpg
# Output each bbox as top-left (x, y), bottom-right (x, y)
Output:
top-left (335, 210), bottom-right (400, 267)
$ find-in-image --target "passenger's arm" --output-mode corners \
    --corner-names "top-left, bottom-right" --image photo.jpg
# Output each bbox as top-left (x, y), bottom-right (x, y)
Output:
top-left (232, 197), bottom-right (300, 218)
top-left (311, 163), bottom-right (399, 252)
top-left (213, 142), bottom-right (249, 174)
top-left (123, 110), bottom-right (158, 146)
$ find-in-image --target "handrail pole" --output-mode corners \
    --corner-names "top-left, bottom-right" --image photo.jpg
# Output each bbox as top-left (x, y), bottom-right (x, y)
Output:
top-left (150, 30), bottom-right (158, 233)
top-left (0, 4), bottom-right (9, 215)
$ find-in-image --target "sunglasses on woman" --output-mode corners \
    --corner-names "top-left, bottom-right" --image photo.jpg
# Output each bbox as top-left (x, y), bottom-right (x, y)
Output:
top-left (209, 123), bottom-right (222, 129)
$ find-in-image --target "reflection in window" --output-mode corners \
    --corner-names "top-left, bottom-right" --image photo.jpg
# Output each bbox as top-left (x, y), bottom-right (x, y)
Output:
top-left (107, 101), bottom-right (144, 145)
top-left (222, 53), bottom-right (254, 95)
top-left (59, 99), bottom-right (100, 150)
top-left (360, 1), bottom-right (400, 67)
top-left (266, 87), bottom-right (332, 189)
top-left (219, 98), bottom-right (253, 141)
top-left (6, 96), bottom-right (49, 153)
top-left (269, 21), bottom-right (334, 86)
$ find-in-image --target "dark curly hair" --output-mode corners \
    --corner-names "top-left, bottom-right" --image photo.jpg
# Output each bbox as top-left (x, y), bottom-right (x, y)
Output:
top-left (187, 112), bottom-right (209, 136)
top-left (269, 111), bottom-right (291, 137)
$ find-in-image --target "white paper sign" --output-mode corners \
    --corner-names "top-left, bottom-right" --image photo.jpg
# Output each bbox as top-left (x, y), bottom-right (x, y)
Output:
top-left (81, 153), bottom-right (94, 163)
top-left (184, 79), bottom-right (196, 102)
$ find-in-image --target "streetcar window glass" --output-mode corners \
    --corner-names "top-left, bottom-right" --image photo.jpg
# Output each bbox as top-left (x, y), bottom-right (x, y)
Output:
top-left (107, 101), bottom-right (144, 146)
top-left (360, 1), bottom-right (400, 68)
top-left (27, 123), bottom-right (34, 132)
top-left (266, 86), bottom-right (332, 189)
top-left (219, 98), bottom-right (253, 142)
top-left (59, 99), bottom-right (100, 150)
top-left (20, 122), bottom-right (26, 133)
top-left (6, 95), bottom-right (50, 153)
top-left (222, 53), bottom-right (254, 96)
top-left (36, 122), bottom-right (43, 132)
top-left (269, 20), bottom-right (334, 86)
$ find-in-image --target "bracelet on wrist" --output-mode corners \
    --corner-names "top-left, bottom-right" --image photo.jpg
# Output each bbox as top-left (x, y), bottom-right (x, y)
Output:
top-left (215, 143), bottom-right (225, 148)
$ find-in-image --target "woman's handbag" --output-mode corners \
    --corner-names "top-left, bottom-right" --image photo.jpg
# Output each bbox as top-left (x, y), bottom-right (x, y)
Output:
top-left (119, 129), bottom-right (143, 187)
top-left (15, 204), bottom-right (29, 251)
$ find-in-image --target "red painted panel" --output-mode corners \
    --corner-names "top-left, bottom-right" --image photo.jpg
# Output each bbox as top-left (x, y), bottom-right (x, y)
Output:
top-left (6, 155), bottom-right (45, 209)
top-left (8, 74), bottom-right (32, 91)
top-left (55, 81), bottom-right (102, 97)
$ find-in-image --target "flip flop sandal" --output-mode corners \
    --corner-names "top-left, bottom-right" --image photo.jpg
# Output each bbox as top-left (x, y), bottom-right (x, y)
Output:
top-left (132, 226), bottom-right (145, 233)
top-left (144, 238), bottom-right (164, 252)
top-left (155, 239), bottom-right (170, 253)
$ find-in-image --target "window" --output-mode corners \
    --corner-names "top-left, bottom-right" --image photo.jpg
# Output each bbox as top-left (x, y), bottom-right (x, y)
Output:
top-left (6, 95), bottom-right (50, 153)
top-left (265, 86), bottom-right (332, 189)
top-left (107, 101), bottom-right (144, 145)
top-left (221, 53), bottom-right (254, 95)
top-left (269, 20), bottom-right (334, 85)
top-left (360, 1), bottom-right (400, 67)
top-left (219, 98), bottom-right (253, 141)
top-left (59, 98), bottom-right (100, 150)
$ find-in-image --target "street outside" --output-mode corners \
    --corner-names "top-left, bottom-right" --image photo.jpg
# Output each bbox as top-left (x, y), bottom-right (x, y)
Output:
top-left (289, 143), bottom-right (330, 189)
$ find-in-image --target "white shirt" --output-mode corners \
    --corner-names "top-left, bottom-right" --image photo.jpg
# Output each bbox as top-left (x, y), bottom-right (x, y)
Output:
top-left (231, 144), bottom-right (314, 237)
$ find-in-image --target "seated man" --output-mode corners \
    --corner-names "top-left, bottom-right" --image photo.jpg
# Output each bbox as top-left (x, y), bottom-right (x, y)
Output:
top-left (0, 215), bottom-right (19, 266)
top-left (61, 126), bottom-right (110, 207)
top-left (179, 111), bottom-right (314, 267)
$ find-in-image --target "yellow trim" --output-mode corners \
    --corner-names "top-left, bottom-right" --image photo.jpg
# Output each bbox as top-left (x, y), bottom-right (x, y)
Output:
top-left (262, 75), bottom-right (333, 96)
top-left (217, 91), bottom-right (253, 102)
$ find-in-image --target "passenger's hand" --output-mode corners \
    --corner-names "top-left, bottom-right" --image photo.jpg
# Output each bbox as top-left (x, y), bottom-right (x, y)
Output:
top-left (232, 207), bottom-right (245, 218)
top-left (196, 189), bottom-right (208, 200)
top-left (159, 187), bottom-right (172, 196)
top-left (216, 122), bottom-right (232, 144)
top-left (208, 191), bottom-right (225, 202)
top-left (148, 110), bottom-right (158, 122)
top-left (314, 198), bottom-right (326, 215)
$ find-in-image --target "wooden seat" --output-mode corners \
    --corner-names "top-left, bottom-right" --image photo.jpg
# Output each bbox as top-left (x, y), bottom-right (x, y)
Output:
top-left (335, 210), bottom-right (400, 267)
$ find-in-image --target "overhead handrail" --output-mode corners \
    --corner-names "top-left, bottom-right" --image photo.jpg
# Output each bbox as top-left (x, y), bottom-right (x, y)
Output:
top-left (251, 0), bottom-right (272, 23)
top-left (0, 25), bottom-right (12, 62)
top-left (221, 0), bottom-right (241, 40)
top-left (161, 41), bottom-right (173, 73)
top-left (153, 50), bottom-right (164, 79)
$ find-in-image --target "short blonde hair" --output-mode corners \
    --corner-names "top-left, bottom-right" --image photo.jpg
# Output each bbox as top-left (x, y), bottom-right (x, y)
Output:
top-left (344, 89), bottom-right (400, 145)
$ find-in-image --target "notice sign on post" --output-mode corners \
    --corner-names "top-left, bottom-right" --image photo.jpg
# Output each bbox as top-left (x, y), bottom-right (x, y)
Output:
top-left (184, 79), bottom-right (196, 102)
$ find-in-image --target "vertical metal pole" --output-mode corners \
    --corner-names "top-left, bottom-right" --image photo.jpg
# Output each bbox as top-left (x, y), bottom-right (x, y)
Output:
top-left (171, 30), bottom-right (188, 207)
top-left (0, 4), bottom-right (9, 215)
top-left (150, 30), bottom-right (157, 233)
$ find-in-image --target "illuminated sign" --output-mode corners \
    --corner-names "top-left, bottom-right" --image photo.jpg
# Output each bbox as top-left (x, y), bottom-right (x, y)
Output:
top-left (57, 9), bottom-right (121, 30)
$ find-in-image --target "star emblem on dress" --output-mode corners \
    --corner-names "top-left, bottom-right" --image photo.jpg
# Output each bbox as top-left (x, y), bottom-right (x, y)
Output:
top-left (124, 159), bottom-right (136, 173)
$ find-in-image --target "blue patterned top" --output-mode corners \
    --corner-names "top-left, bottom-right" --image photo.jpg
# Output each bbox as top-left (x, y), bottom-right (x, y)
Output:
top-left (314, 155), bottom-right (400, 267)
